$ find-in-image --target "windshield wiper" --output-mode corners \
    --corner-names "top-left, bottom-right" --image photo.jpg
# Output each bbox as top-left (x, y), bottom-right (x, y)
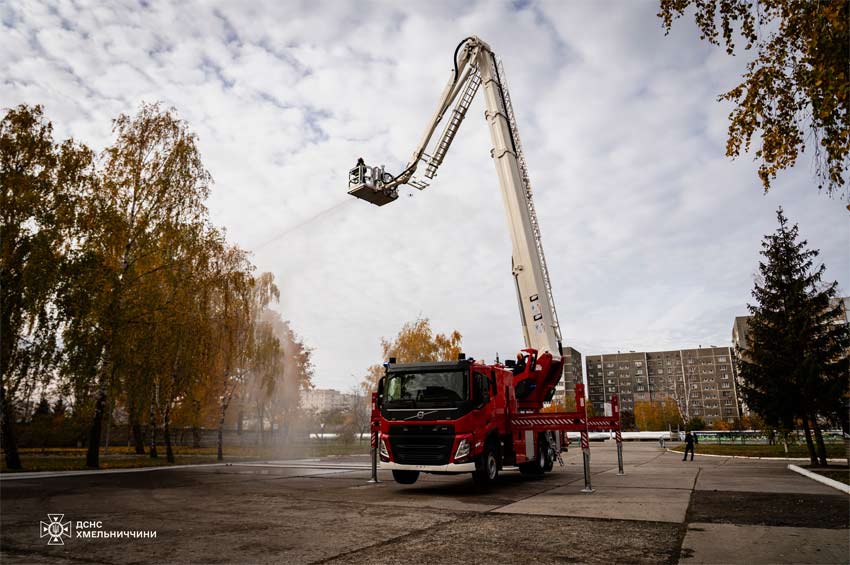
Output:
top-left (387, 399), bottom-right (416, 408)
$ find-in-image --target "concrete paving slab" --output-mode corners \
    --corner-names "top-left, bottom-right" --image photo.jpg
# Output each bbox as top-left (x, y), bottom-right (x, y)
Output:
top-left (325, 513), bottom-right (681, 565)
top-left (697, 466), bottom-right (839, 494)
top-left (679, 522), bottom-right (850, 564)
top-left (375, 497), bottom-right (499, 513)
top-left (493, 485), bottom-right (692, 523)
top-left (589, 466), bottom-right (698, 490)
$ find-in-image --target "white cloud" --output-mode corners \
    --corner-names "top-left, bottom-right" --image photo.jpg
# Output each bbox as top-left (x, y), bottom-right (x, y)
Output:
top-left (2, 0), bottom-right (847, 391)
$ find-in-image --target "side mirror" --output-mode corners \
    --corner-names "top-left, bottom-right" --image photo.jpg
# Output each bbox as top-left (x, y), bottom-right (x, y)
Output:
top-left (377, 377), bottom-right (386, 408)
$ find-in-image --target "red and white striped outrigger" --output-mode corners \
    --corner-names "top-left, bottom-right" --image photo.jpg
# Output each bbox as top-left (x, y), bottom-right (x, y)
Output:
top-left (509, 383), bottom-right (624, 492)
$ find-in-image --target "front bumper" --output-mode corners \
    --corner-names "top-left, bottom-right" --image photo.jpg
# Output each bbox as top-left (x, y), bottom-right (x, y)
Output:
top-left (380, 461), bottom-right (476, 473)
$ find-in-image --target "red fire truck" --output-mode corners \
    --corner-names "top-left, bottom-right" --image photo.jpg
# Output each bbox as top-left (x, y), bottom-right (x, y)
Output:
top-left (348, 37), bottom-right (622, 486)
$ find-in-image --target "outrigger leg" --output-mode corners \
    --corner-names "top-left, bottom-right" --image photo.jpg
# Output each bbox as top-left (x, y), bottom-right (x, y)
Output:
top-left (580, 429), bottom-right (594, 493)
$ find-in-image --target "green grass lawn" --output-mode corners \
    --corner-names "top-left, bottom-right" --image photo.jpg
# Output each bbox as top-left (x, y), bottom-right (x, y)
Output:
top-left (1, 440), bottom-right (371, 473)
top-left (669, 442), bottom-right (848, 459)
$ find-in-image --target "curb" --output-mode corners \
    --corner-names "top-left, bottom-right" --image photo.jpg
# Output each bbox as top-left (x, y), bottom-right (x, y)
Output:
top-left (665, 448), bottom-right (845, 463)
top-left (0, 462), bottom-right (229, 481)
top-left (787, 464), bottom-right (850, 494)
top-left (0, 460), bottom-right (370, 481)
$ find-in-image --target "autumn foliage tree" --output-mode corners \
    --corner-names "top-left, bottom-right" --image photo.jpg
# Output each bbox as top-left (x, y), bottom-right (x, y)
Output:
top-left (361, 318), bottom-right (463, 391)
top-left (1, 103), bottom-right (314, 469)
top-left (659, 0), bottom-right (849, 195)
top-left (0, 105), bottom-right (95, 469)
top-left (634, 399), bottom-right (682, 431)
top-left (60, 102), bottom-right (213, 468)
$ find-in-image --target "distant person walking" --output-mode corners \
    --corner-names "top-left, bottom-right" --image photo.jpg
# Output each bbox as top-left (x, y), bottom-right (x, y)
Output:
top-left (683, 431), bottom-right (695, 461)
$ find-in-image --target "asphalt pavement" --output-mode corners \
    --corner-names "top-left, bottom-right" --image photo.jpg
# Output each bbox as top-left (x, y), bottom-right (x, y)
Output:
top-left (1, 442), bottom-right (846, 564)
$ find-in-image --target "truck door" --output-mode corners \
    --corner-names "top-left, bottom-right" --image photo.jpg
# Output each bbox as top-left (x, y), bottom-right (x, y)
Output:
top-left (473, 372), bottom-right (492, 433)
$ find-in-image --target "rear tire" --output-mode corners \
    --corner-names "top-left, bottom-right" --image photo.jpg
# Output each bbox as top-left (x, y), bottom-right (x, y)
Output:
top-left (392, 470), bottom-right (420, 484)
top-left (519, 436), bottom-right (548, 476)
top-left (542, 434), bottom-right (555, 472)
top-left (472, 441), bottom-right (499, 486)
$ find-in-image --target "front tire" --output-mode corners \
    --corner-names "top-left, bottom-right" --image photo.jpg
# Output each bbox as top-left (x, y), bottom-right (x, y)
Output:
top-left (472, 442), bottom-right (499, 486)
top-left (392, 470), bottom-right (420, 484)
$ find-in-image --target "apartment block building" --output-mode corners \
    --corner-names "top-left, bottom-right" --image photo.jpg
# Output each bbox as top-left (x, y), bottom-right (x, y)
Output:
top-left (301, 388), bottom-right (356, 414)
top-left (552, 347), bottom-right (583, 407)
top-left (585, 346), bottom-right (741, 425)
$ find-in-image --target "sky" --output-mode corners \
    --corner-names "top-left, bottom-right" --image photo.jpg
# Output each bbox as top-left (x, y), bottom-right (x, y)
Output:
top-left (3, 1), bottom-right (848, 392)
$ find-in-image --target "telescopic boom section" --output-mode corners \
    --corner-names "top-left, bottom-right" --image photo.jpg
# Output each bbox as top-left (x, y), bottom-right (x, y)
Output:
top-left (347, 36), bottom-right (563, 362)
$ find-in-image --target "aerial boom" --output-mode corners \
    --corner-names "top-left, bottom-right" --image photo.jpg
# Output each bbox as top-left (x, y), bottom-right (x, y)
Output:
top-left (348, 36), bottom-right (562, 362)
top-left (354, 37), bottom-right (625, 489)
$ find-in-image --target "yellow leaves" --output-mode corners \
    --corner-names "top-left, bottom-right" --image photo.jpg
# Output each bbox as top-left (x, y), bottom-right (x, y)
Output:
top-left (380, 317), bottom-right (463, 364)
top-left (359, 318), bottom-right (464, 392)
top-left (660, 0), bottom-right (849, 196)
top-left (634, 399), bottom-right (681, 431)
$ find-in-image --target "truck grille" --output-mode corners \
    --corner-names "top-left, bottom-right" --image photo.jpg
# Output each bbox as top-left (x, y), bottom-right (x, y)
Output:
top-left (389, 425), bottom-right (454, 466)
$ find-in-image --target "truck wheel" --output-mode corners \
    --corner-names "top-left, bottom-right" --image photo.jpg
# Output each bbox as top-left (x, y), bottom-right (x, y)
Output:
top-left (519, 438), bottom-right (547, 476)
top-left (542, 435), bottom-right (555, 472)
top-left (392, 470), bottom-right (420, 484)
top-left (472, 442), bottom-right (499, 486)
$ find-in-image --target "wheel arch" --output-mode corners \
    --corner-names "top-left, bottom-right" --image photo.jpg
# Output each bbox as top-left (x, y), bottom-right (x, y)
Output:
top-left (484, 428), bottom-right (502, 467)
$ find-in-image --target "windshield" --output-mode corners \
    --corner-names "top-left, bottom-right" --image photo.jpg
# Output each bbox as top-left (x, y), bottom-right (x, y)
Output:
top-left (385, 371), bottom-right (468, 407)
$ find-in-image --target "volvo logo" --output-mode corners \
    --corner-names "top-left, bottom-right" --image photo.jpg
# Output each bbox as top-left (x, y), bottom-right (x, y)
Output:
top-left (405, 409), bottom-right (439, 421)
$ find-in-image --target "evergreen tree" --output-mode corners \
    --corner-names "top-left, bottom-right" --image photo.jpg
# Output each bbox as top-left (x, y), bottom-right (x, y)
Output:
top-left (738, 208), bottom-right (849, 466)
top-left (52, 397), bottom-right (66, 417)
top-left (33, 397), bottom-right (51, 418)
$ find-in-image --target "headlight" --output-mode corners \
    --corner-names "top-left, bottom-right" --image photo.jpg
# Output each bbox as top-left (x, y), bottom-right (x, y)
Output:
top-left (379, 438), bottom-right (390, 461)
top-left (454, 439), bottom-right (470, 460)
